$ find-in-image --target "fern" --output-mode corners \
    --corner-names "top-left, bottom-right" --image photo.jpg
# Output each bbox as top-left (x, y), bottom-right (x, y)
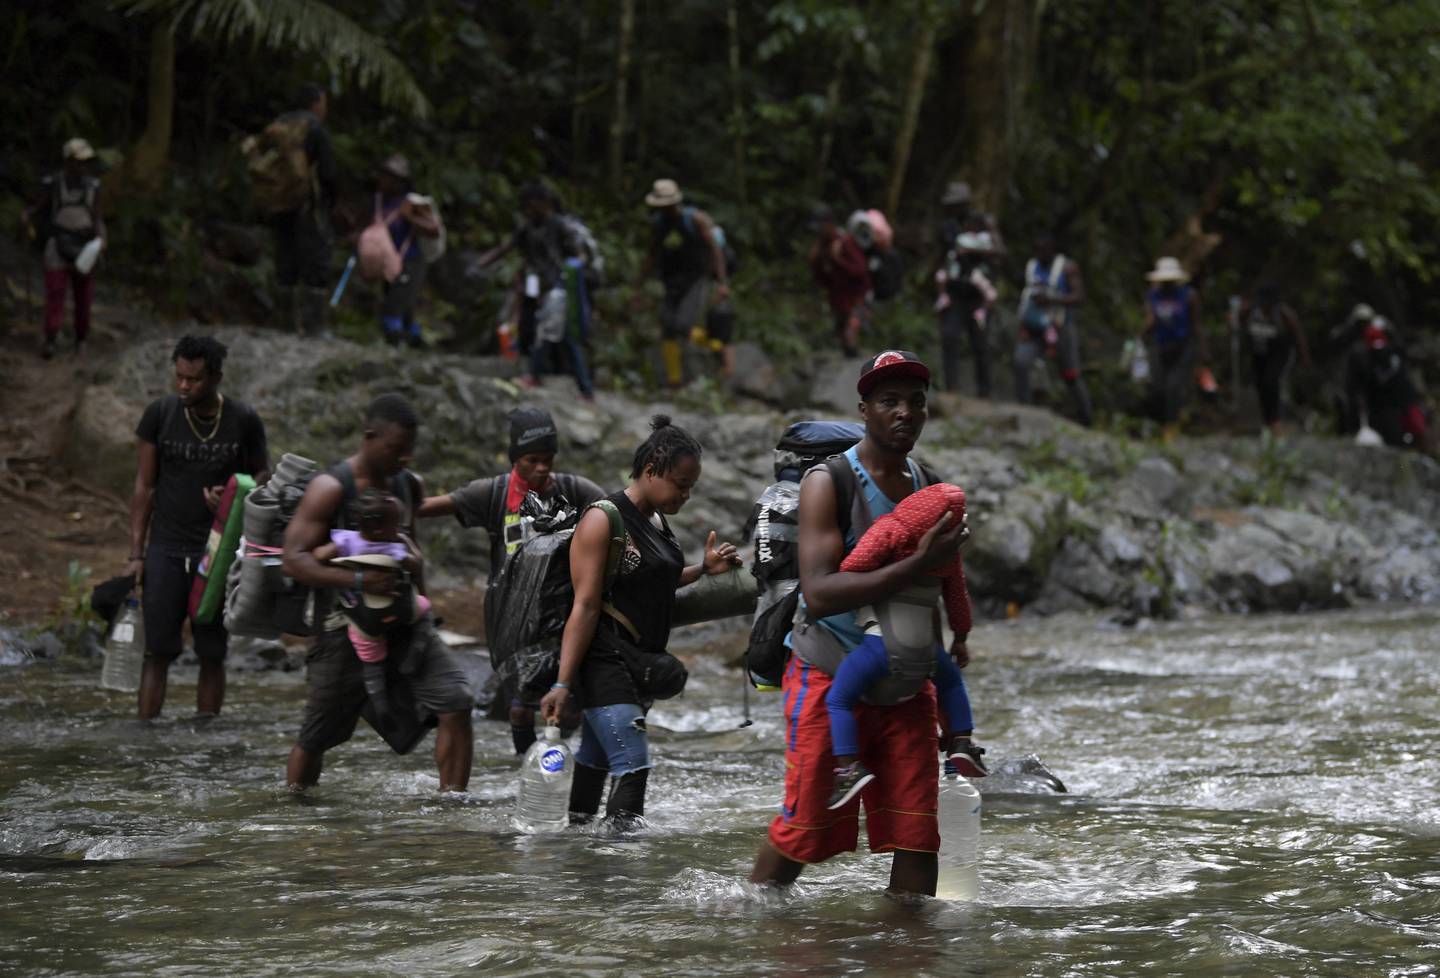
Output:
top-left (111, 0), bottom-right (430, 119)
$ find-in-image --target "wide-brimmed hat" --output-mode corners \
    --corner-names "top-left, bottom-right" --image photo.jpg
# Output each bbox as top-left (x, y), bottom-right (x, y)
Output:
top-left (645, 178), bottom-right (683, 207)
top-left (378, 154), bottom-right (412, 182)
top-left (1146, 257), bottom-right (1188, 283)
top-left (63, 138), bottom-right (95, 161)
top-left (1348, 302), bottom-right (1376, 324)
top-left (858, 350), bottom-right (931, 397)
top-left (940, 181), bottom-right (972, 206)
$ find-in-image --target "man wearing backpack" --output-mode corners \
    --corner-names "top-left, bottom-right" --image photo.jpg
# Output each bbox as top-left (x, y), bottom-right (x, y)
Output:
top-left (1014, 234), bottom-right (1094, 427)
top-left (749, 350), bottom-right (971, 896)
top-left (261, 83), bottom-right (337, 337)
top-left (934, 181), bottom-right (1004, 398)
top-left (125, 336), bottom-right (271, 720)
top-left (22, 138), bottom-right (106, 359)
top-left (632, 179), bottom-right (730, 389)
top-left (808, 204), bottom-right (870, 357)
top-left (419, 406), bottom-right (605, 753)
top-left (282, 394), bottom-right (475, 792)
top-left (473, 184), bottom-right (593, 395)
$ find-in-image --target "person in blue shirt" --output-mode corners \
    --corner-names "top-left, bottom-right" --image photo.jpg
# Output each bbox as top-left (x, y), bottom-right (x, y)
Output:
top-left (373, 155), bottom-right (440, 347)
top-left (1142, 257), bottom-right (1207, 433)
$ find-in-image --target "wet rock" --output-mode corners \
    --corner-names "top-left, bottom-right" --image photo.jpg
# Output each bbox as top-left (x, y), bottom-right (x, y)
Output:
top-left (966, 485), bottom-right (1068, 603)
top-left (1125, 455), bottom-right (1184, 508)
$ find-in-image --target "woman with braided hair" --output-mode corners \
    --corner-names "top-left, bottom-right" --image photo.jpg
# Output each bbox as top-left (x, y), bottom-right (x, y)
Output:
top-left (539, 415), bottom-right (741, 827)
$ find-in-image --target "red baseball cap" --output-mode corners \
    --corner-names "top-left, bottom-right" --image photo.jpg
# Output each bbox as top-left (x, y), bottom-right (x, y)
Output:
top-left (857, 350), bottom-right (931, 397)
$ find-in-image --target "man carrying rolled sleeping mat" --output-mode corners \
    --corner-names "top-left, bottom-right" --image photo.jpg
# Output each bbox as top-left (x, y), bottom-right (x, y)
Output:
top-left (125, 336), bottom-right (271, 720)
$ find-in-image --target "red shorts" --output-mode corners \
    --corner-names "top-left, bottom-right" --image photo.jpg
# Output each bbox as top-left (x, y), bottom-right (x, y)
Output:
top-left (767, 655), bottom-right (940, 864)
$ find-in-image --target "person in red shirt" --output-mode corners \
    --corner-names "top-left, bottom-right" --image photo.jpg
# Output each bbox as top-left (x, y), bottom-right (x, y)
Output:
top-left (808, 204), bottom-right (871, 357)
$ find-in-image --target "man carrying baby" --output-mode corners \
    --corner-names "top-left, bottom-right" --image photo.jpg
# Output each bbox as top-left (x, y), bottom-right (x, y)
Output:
top-left (749, 350), bottom-right (971, 897)
top-left (281, 393), bottom-right (474, 792)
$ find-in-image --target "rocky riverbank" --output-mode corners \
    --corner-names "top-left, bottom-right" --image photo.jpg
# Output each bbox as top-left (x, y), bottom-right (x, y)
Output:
top-left (64, 326), bottom-right (1440, 625)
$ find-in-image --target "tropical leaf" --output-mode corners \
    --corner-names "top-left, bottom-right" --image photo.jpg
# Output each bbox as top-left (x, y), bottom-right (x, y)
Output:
top-left (110, 0), bottom-right (430, 118)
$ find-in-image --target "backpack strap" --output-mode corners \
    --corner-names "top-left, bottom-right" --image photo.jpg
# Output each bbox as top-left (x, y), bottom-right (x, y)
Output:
top-left (490, 472), bottom-right (510, 531)
top-left (821, 455), bottom-right (861, 546)
top-left (330, 461), bottom-right (359, 530)
top-left (589, 499), bottom-right (639, 642)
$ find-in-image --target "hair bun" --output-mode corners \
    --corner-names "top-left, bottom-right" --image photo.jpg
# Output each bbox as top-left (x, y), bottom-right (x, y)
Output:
top-left (650, 414), bottom-right (673, 431)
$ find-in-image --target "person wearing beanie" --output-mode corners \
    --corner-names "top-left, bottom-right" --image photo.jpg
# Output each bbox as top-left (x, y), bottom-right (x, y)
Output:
top-left (418, 405), bottom-right (605, 753)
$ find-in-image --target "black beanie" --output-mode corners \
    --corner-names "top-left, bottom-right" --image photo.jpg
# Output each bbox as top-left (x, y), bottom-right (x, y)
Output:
top-left (508, 406), bottom-right (558, 461)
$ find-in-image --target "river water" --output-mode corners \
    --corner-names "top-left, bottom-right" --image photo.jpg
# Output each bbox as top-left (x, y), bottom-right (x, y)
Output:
top-left (3, 605), bottom-right (1437, 977)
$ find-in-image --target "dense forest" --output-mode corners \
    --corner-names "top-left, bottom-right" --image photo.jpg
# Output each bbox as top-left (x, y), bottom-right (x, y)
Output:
top-left (6, 0), bottom-right (1440, 407)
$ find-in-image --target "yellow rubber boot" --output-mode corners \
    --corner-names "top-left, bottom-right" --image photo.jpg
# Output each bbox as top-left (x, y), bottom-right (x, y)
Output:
top-left (661, 339), bottom-right (683, 388)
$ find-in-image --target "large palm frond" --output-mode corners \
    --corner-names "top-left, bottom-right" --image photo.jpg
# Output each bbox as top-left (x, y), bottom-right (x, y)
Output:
top-left (112, 0), bottom-right (430, 119)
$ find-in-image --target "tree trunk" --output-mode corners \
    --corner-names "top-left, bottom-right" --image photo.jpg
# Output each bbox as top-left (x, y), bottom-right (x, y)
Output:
top-left (813, 42), bottom-right (852, 196)
top-left (885, 5), bottom-right (939, 216)
top-left (959, 0), bottom-right (1033, 220)
top-left (124, 19), bottom-right (176, 197)
top-left (571, 5), bottom-right (591, 180)
top-left (607, 0), bottom-right (636, 198)
top-left (727, 0), bottom-right (748, 212)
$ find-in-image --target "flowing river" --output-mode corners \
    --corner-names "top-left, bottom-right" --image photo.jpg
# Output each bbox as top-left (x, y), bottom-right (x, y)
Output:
top-left (3, 604), bottom-right (1437, 977)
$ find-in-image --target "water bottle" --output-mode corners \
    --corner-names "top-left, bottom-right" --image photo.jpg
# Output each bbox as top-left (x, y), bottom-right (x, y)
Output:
top-left (514, 726), bottom-right (573, 834)
top-left (100, 598), bottom-right (145, 693)
top-left (936, 772), bottom-right (981, 900)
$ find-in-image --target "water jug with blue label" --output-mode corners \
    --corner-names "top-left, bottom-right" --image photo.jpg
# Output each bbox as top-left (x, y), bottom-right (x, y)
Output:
top-left (514, 725), bottom-right (573, 833)
top-left (936, 771), bottom-right (981, 900)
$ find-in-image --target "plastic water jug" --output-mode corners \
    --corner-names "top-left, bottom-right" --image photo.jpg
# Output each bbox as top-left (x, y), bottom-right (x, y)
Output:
top-left (514, 725), bottom-right (573, 834)
top-left (936, 772), bottom-right (981, 900)
top-left (100, 599), bottom-right (145, 693)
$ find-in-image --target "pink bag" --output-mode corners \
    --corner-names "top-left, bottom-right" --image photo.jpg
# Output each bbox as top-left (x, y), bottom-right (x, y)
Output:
top-left (357, 194), bottom-right (411, 283)
top-left (866, 209), bottom-right (894, 250)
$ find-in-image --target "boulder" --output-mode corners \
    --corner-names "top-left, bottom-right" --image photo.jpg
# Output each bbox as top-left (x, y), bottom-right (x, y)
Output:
top-left (966, 485), bottom-right (1068, 603)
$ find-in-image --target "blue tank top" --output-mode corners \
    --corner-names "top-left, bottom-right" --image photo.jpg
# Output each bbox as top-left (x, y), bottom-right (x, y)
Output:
top-left (795, 445), bottom-right (923, 652)
top-left (1148, 285), bottom-right (1192, 344)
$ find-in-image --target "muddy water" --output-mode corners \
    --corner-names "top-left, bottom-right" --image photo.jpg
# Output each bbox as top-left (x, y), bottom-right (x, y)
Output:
top-left (3, 606), bottom-right (1437, 977)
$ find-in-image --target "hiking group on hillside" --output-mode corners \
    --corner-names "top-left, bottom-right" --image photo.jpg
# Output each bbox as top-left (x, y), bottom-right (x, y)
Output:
top-left (21, 82), bottom-right (1433, 451)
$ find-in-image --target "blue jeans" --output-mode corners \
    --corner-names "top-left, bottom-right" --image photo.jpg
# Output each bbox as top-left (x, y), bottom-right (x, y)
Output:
top-left (575, 702), bottom-right (651, 777)
top-left (530, 333), bottom-right (594, 396)
top-left (826, 634), bottom-right (973, 757)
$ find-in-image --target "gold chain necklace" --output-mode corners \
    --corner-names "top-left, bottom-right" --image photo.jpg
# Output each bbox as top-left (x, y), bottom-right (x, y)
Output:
top-left (184, 394), bottom-right (224, 443)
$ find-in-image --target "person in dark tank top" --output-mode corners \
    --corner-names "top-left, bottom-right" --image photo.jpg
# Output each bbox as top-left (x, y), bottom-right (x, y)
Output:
top-left (539, 415), bottom-right (741, 828)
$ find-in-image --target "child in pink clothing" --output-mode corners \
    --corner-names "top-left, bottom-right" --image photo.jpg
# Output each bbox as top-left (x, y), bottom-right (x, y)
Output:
top-left (312, 489), bottom-right (431, 665)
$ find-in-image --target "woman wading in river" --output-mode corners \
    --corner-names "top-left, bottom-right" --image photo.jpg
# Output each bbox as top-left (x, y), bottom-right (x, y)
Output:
top-left (539, 415), bottom-right (741, 827)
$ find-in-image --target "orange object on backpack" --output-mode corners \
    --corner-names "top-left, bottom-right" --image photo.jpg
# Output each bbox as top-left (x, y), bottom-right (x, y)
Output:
top-left (1196, 365), bottom-right (1219, 399)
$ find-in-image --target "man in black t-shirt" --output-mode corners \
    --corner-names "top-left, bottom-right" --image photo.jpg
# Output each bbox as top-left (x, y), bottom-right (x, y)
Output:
top-left (419, 406), bottom-right (603, 753)
top-left (127, 335), bottom-right (270, 720)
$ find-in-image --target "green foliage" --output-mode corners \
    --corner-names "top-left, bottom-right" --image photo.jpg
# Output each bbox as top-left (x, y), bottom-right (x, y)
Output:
top-left (111, 0), bottom-right (430, 118)
top-left (47, 561), bottom-right (99, 634)
top-left (1231, 435), bottom-right (1304, 507)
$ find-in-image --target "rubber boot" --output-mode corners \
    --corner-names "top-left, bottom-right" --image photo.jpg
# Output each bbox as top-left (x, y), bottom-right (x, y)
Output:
top-left (605, 767), bottom-right (649, 829)
top-left (274, 286), bottom-right (298, 332)
top-left (299, 287), bottom-right (329, 337)
top-left (568, 761), bottom-right (609, 824)
top-left (1068, 377), bottom-right (1095, 428)
top-left (661, 339), bottom-right (684, 388)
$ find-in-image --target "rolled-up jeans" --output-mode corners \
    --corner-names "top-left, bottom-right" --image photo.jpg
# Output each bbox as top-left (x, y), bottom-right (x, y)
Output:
top-left (575, 702), bottom-right (651, 777)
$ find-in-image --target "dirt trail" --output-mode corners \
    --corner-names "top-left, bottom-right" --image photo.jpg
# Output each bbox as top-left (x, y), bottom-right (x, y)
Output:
top-left (0, 274), bottom-right (132, 625)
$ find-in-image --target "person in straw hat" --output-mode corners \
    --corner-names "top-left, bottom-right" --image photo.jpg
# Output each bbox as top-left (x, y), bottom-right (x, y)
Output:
top-left (632, 178), bottom-right (730, 389)
top-left (22, 137), bottom-right (106, 359)
top-left (1142, 256), bottom-right (1208, 434)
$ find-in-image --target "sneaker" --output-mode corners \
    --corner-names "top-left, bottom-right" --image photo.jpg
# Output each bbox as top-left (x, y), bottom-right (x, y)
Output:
top-left (41, 336), bottom-right (57, 360)
top-left (948, 739), bottom-right (988, 778)
top-left (517, 375), bottom-right (542, 389)
top-left (826, 761), bottom-right (875, 810)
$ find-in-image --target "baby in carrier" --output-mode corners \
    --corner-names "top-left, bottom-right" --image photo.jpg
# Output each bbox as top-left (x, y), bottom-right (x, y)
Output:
top-left (826, 481), bottom-right (986, 809)
top-left (312, 488), bottom-right (431, 722)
